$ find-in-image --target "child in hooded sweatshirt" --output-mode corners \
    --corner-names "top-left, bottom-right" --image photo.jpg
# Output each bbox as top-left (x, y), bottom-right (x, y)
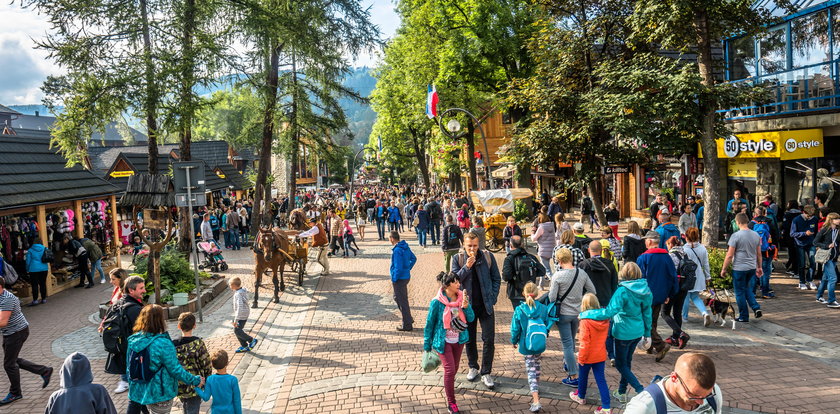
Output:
top-left (195, 350), bottom-right (242, 414)
top-left (510, 282), bottom-right (551, 413)
top-left (45, 352), bottom-right (117, 414)
top-left (570, 293), bottom-right (612, 413)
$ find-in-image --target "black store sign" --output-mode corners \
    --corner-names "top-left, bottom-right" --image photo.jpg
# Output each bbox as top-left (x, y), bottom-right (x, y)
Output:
top-left (603, 165), bottom-right (631, 174)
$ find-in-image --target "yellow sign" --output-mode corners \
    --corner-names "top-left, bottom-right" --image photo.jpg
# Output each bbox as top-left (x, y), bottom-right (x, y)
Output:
top-left (110, 170), bottom-right (135, 178)
top-left (216, 172), bottom-right (226, 179)
top-left (708, 129), bottom-right (824, 160)
top-left (727, 159), bottom-right (757, 179)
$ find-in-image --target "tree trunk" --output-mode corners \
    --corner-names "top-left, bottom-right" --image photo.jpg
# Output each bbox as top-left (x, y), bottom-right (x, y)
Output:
top-left (589, 175), bottom-right (608, 228)
top-left (253, 41), bottom-right (280, 234)
top-left (517, 163), bottom-right (534, 213)
top-left (466, 119), bottom-right (478, 190)
top-left (177, 0), bottom-right (196, 252)
top-left (696, 10), bottom-right (721, 247)
top-left (287, 51), bottom-right (300, 203)
top-left (140, 0), bottom-right (159, 175)
top-left (409, 128), bottom-right (431, 188)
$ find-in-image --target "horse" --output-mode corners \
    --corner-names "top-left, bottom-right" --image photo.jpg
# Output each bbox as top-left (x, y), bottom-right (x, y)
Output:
top-left (287, 208), bottom-right (309, 231)
top-left (252, 226), bottom-right (294, 308)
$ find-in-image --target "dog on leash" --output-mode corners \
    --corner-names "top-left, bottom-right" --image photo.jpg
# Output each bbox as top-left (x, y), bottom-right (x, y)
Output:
top-left (704, 296), bottom-right (737, 330)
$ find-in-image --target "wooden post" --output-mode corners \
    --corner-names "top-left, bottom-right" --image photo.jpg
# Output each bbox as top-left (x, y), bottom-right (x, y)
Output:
top-left (36, 205), bottom-right (48, 245)
top-left (73, 200), bottom-right (84, 239)
top-left (110, 195), bottom-right (122, 267)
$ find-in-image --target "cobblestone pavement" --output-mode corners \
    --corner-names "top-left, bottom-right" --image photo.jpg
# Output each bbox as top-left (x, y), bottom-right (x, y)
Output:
top-left (4, 221), bottom-right (840, 413)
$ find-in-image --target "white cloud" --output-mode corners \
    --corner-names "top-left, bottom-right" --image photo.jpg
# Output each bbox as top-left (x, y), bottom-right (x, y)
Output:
top-left (350, 0), bottom-right (400, 68)
top-left (0, 3), bottom-right (59, 105)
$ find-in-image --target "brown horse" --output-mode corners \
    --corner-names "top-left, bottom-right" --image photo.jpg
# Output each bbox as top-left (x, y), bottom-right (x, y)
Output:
top-left (252, 227), bottom-right (294, 308)
top-left (287, 208), bottom-right (309, 231)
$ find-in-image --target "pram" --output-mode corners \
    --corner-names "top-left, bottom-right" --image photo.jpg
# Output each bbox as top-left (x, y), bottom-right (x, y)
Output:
top-left (197, 240), bottom-right (229, 272)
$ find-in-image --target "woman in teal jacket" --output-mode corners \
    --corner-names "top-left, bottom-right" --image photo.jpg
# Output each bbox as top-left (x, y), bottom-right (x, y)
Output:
top-left (127, 304), bottom-right (203, 414)
top-left (584, 262), bottom-right (652, 402)
top-left (510, 282), bottom-right (551, 413)
top-left (25, 237), bottom-right (50, 305)
top-left (423, 271), bottom-right (474, 414)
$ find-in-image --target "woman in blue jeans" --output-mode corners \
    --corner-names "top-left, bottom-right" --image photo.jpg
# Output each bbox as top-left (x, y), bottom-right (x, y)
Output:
top-left (584, 262), bottom-right (652, 402)
top-left (548, 248), bottom-right (596, 388)
top-left (814, 213), bottom-right (840, 308)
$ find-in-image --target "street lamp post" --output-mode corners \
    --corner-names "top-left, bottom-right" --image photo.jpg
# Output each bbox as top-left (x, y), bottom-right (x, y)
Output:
top-left (437, 107), bottom-right (494, 190)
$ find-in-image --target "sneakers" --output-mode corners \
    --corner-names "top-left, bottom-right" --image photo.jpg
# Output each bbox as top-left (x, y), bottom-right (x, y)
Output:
top-left (114, 380), bottom-right (129, 394)
top-left (466, 368), bottom-right (480, 381)
top-left (612, 390), bottom-right (627, 403)
top-left (530, 402), bottom-right (542, 412)
top-left (809, 282), bottom-right (818, 290)
top-left (235, 346), bottom-right (249, 353)
top-left (569, 390), bottom-right (586, 404)
top-left (481, 374), bottom-right (495, 389)
top-left (828, 301), bottom-right (840, 308)
top-left (562, 376), bottom-right (579, 387)
top-left (754, 309), bottom-right (763, 319)
top-left (594, 408), bottom-right (612, 414)
top-left (100, 278), bottom-right (107, 284)
top-left (734, 317), bottom-right (749, 323)
top-left (703, 313), bottom-right (711, 327)
top-left (799, 283), bottom-right (808, 290)
top-left (817, 297), bottom-right (827, 304)
top-left (0, 393), bottom-right (22, 405)
top-left (655, 344), bottom-right (670, 363)
top-left (448, 403), bottom-right (460, 413)
top-left (664, 337), bottom-right (677, 346)
top-left (248, 338), bottom-right (258, 349)
top-left (678, 333), bottom-right (690, 349)
top-left (41, 367), bottom-right (53, 388)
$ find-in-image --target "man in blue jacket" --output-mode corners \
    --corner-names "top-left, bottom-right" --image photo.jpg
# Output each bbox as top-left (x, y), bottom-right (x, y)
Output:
top-left (390, 231), bottom-right (417, 332)
top-left (655, 213), bottom-right (681, 249)
top-left (636, 232), bottom-right (678, 363)
top-left (791, 205), bottom-right (819, 290)
top-left (451, 232), bottom-right (501, 389)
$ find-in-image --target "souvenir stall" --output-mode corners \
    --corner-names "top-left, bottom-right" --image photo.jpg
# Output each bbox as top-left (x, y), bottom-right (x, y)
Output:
top-left (0, 136), bottom-right (122, 300)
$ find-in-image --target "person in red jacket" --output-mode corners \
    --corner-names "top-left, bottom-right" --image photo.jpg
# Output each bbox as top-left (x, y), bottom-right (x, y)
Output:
top-left (570, 293), bottom-right (612, 413)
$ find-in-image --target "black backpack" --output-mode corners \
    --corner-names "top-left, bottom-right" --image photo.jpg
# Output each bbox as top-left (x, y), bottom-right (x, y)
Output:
top-left (443, 225), bottom-right (461, 249)
top-left (102, 301), bottom-right (137, 355)
top-left (674, 250), bottom-right (698, 291)
top-left (516, 253), bottom-right (544, 285)
top-left (41, 248), bottom-right (54, 264)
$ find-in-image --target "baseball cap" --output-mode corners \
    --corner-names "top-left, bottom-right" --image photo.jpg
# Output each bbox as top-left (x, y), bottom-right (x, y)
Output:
top-left (642, 232), bottom-right (660, 241)
top-left (573, 222), bottom-right (584, 231)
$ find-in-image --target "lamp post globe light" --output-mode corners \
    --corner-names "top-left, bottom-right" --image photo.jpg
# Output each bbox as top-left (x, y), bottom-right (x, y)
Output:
top-left (437, 107), bottom-right (494, 190)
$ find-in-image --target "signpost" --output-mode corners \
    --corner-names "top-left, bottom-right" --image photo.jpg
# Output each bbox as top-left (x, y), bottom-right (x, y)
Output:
top-left (173, 162), bottom-right (206, 322)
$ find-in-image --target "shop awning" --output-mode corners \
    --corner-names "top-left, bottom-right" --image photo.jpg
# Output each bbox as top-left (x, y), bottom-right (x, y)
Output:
top-left (0, 136), bottom-right (121, 211)
top-left (492, 165), bottom-right (516, 179)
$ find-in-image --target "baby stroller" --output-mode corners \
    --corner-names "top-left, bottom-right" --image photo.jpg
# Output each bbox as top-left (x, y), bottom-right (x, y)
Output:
top-left (197, 240), bottom-right (229, 272)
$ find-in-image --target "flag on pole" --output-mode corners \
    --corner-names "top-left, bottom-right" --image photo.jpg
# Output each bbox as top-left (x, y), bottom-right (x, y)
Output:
top-left (426, 84), bottom-right (438, 119)
top-left (377, 135), bottom-right (382, 161)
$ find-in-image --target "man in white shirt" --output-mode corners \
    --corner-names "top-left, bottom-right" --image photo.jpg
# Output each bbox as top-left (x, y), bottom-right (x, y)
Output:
top-left (625, 353), bottom-right (722, 414)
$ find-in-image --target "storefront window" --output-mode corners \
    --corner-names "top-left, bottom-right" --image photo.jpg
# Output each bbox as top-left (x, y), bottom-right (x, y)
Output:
top-left (728, 36), bottom-right (757, 80)
top-left (792, 10), bottom-right (829, 69)
top-left (759, 26), bottom-right (788, 75)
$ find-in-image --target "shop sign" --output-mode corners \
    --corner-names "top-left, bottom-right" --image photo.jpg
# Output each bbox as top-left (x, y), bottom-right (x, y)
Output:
top-left (603, 165), bottom-right (631, 174)
top-left (110, 170), bottom-right (135, 178)
top-left (705, 129), bottom-right (824, 160)
top-left (727, 158), bottom-right (757, 179)
top-left (216, 171), bottom-right (226, 179)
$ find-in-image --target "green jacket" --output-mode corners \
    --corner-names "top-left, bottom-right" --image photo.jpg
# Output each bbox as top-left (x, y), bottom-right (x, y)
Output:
top-left (173, 336), bottom-right (213, 399)
top-left (423, 294), bottom-right (475, 354)
top-left (127, 332), bottom-right (201, 405)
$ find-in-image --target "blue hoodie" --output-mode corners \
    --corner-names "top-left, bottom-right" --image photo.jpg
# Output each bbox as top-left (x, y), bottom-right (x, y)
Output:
top-left (387, 206), bottom-right (402, 223)
top-left (636, 248), bottom-right (678, 306)
top-left (655, 223), bottom-right (681, 249)
top-left (126, 332), bottom-right (201, 405)
top-left (510, 301), bottom-right (551, 355)
top-left (26, 243), bottom-right (49, 273)
top-left (390, 240), bottom-right (417, 282)
top-left (582, 279), bottom-right (652, 340)
top-left (790, 214), bottom-right (819, 247)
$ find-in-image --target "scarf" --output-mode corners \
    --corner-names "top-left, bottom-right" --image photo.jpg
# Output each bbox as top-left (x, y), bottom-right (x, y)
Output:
top-left (436, 288), bottom-right (466, 330)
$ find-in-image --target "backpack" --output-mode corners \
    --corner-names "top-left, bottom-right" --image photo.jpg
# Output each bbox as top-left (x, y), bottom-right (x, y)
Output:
top-left (102, 301), bottom-right (138, 354)
top-left (128, 341), bottom-right (164, 393)
top-left (674, 250), bottom-right (698, 292)
top-left (644, 381), bottom-right (717, 414)
top-left (523, 312), bottom-right (549, 354)
top-left (751, 220), bottom-right (772, 252)
top-left (582, 197), bottom-right (593, 214)
top-left (429, 203), bottom-right (442, 221)
top-left (516, 253), bottom-right (543, 285)
top-left (41, 248), bottom-right (54, 264)
top-left (209, 215), bottom-right (219, 228)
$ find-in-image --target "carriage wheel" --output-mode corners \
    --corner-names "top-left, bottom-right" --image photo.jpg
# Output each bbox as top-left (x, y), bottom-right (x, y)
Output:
top-left (486, 226), bottom-right (504, 253)
top-left (297, 258), bottom-right (306, 285)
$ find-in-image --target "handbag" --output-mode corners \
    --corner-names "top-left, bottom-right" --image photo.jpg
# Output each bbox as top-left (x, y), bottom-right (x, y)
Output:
top-left (537, 269), bottom-right (579, 318)
top-left (816, 248), bottom-right (831, 264)
top-left (421, 350), bottom-right (441, 373)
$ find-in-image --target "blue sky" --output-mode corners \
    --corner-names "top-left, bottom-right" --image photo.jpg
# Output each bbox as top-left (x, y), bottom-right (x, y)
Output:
top-left (0, 0), bottom-right (399, 105)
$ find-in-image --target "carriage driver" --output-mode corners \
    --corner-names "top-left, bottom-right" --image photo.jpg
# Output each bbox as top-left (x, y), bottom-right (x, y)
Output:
top-left (293, 218), bottom-right (330, 276)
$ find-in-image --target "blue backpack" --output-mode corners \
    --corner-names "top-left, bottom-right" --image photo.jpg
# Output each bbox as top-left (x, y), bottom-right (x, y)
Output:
top-left (128, 343), bottom-right (163, 391)
top-left (524, 313), bottom-right (548, 354)
top-left (644, 380), bottom-right (717, 414)
top-left (751, 220), bottom-right (772, 252)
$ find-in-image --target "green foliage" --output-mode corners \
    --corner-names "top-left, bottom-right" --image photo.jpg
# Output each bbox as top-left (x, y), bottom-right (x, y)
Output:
top-left (133, 247), bottom-right (211, 303)
top-left (513, 199), bottom-right (529, 222)
top-left (706, 247), bottom-right (733, 290)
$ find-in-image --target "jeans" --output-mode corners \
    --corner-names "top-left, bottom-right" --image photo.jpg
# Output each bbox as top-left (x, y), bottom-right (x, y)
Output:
top-left (223, 230), bottom-right (232, 248)
top-left (438, 342), bottom-right (464, 405)
top-left (614, 337), bottom-right (644, 394)
top-left (817, 261), bottom-right (838, 303)
top-left (465, 310), bottom-right (495, 375)
top-left (3, 327), bottom-right (50, 396)
top-left (29, 271), bottom-right (48, 301)
top-left (578, 361), bottom-right (610, 409)
top-left (389, 221), bottom-right (400, 233)
top-left (376, 218), bottom-right (386, 240)
top-left (92, 258), bottom-right (105, 282)
top-left (798, 245), bottom-right (816, 283)
top-left (430, 221), bottom-right (441, 244)
top-left (230, 228), bottom-right (241, 250)
top-left (234, 320), bottom-right (253, 348)
top-left (180, 396), bottom-right (202, 414)
top-left (759, 257), bottom-right (773, 295)
top-left (416, 229), bottom-right (427, 246)
top-left (682, 291), bottom-right (708, 319)
top-left (661, 290), bottom-right (688, 339)
top-left (732, 269), bottom-right (760, 320)
top-left (342, 234), bottom-right (357, 256)
top-left (556, 314), bottom-right (579, 376)
top-left (240, 227), bottom-right (249, 245)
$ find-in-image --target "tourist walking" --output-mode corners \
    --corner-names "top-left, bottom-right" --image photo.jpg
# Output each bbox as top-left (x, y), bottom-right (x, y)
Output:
top-left (636, 232), bottom-right (676, 362)
top-left (173, 312), bottom-right (213, 414)
top-left (814, 212), bottom-right (840, 308)
top-left (415, 204), bottom-right (430, 247)
top-left (663, 236), bottom-right (690, 349)
top-left (623, 221), bottom-right (646, 263)
top-left (531, 212), bottom-right (555, 275)
top-left (504, 216), bottom-right (522, 253)
top-left (229, 277), bottom-right (258, 353)
top-left (681, 229), bottom-right (712, 326)
top-left (24, 236), bottom-right (50, 305)
top-left (502, 236), bottom-right (545, 309)
top-left (791, 205), bottom-right (819, 290)
top-left (570, 293), bottom-right (612, 414)
top-left (510, 282), bottom-right (551, 413)
top-left (442, 215), bottom-right (464, 272)
top-left (390, 231), bottom-right (417, 331)
top-left (194, 350), bottom-right (242, 414)
top-left (720, 213), bottom-right (764, 323)
top-left (44, 352), bottom-right (116, 414)
top-left (100, 270), bottom-right (138, 394)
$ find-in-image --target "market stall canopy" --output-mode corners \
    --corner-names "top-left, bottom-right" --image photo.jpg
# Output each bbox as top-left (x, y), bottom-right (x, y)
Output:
top-left (470, 188), bottom-right (533, 214)
top-left (0, 136), bottom-right (121, 211)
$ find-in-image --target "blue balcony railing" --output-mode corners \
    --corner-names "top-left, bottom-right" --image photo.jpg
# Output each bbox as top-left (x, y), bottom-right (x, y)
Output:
top-left (719, 60), bottom-right (840, 120)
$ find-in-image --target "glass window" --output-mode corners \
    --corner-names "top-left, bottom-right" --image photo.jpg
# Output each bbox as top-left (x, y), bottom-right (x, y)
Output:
top-left (759, 26), bottom-right (788, 75)
top-left (728, 36), bottom-right (757, 80)
top-left (792, 10), bottom-right (829, 68)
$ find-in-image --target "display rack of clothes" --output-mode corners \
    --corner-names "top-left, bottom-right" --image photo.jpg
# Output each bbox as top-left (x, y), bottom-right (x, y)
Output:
top-left (0, 214), bottom-right (41, 286)
top-left (81, 200), bottom-right (114, 251)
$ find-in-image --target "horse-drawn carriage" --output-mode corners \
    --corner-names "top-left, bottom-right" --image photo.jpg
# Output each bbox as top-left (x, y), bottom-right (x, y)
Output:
top-left (469, 188), bottom-right (533, 253)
